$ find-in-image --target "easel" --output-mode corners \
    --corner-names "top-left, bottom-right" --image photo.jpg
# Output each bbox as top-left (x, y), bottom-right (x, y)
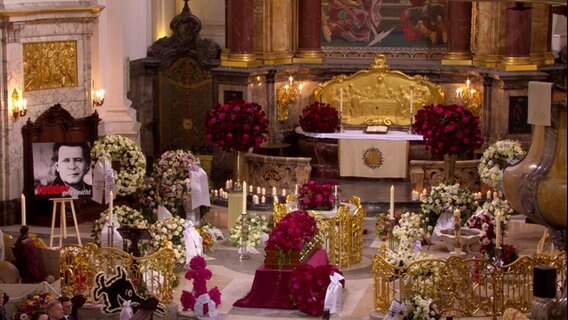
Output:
top-left (49, 197), bottom-right (82, 247)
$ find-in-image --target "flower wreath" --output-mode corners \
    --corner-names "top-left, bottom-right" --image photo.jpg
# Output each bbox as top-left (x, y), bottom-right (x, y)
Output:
top-left (91, 205), bottom-right (149, 246)
top-left (289, 264), bottom-right (343, 316)
top-left (478, 139), bottom-right (526, 191)
top-left (149, 216), bottom-right (187, 266)
top-left (13, 292), bottom-right (55, 320)
top-left (420, 183), bottom-right (478, 229)
top-left (90, 135), bottom-right (146, 196)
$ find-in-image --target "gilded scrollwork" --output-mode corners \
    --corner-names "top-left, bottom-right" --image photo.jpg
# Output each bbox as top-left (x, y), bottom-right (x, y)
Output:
top-left (23, 41), bottom-right (77, 91)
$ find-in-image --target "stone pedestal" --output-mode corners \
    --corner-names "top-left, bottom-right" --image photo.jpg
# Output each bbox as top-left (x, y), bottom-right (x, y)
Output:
top-left (227, 191), bottom-right (244, 230)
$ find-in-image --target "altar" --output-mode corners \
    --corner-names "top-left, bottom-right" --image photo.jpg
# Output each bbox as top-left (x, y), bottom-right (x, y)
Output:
top-left (296, 128), bottom-right (423, 179)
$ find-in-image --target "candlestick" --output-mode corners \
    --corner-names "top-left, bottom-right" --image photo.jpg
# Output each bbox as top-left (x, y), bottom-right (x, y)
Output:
top-left (21, 193), bottom-right (26, 225)
top-left (495, 210), bottom-right (502, 248)
top-left (389, 185), bottom-right (395, 219)
top-left (108, 191), bottom-right (114, 223)
top-left (242, 181), bottom-right (247, 213)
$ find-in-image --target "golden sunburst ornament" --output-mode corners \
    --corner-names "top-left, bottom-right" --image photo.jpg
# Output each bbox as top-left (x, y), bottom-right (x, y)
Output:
top-left (362, 147), bottom-right (384, 169)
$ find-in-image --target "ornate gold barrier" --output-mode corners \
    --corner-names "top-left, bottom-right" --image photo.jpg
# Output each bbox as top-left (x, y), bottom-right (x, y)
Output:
top-left (60, 243), bottom-right (175, 304)
top-left (273, 196), bottom-right (365, 269)
top-left (373, 246), bottom-right (566, 318)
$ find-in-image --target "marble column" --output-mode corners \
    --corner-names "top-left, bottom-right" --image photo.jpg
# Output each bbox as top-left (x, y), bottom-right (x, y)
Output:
top-left (295, 0), bottom-right (324, 63)
top-left (224, 0), bottom-right (258, 67)
top-left (442, 1), bottom-right (472, 65)
top-left (500, 3), bottom-right (537, 70)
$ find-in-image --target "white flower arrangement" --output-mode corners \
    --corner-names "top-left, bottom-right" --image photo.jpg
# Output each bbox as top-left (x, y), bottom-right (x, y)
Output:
top-left (482, 197), bottom-right (512, 227)
top-left (151, 150), bottom-right (199, 215)
top-left (149, 216), bottom-right (187, 266)
top-left (420, 183), bottom-right (479, 229)
top-left (91, 205), bottom-right (149, 245)
top-left (90, 135), bottom-right (146, 196)
top-left (229, 213), bottom-right (269, 247)
top-left (478, 139), bottom-right (525, 191)
top-left (403, 294), bottom-right (441, 320)
top-left (392, 212), bottom-right (431, 245)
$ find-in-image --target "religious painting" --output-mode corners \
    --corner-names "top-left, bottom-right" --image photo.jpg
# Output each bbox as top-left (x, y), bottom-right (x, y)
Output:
top-left (508, 96), bottom-right (531, 134)
top-left (32, 142), bottom-right (93, 199)
top-left (321, 0), bottom-right (448, 59)
top-left (23, 41), bottom-right (78, 91)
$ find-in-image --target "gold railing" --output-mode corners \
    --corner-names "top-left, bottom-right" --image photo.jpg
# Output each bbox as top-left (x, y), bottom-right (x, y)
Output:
top-left (60, 243), bottom-right (175, 304)
top-left (373, 246), bottom-right (566, 319)
top-left (273, 195), bottom-right (365, 269)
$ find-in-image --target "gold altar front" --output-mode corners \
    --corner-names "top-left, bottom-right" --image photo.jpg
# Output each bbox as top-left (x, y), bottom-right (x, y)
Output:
top-left (273, 195), bottom-right (365, 269)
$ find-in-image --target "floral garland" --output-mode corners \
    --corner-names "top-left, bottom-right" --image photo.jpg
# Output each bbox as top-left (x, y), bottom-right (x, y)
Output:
top-left (420, 183), bottom-right (479, 229)
top-left (478, 139), bottom-right (526, 191)
top-left (150, 150), bottom-right (199, 216)
top-left (403, 294), bottom-right (442, 320)
top-left (180, 256), bottom-right (221, 315)
top-left (205, 99), bottom-right (269, 152)
top-left (91, 205), bottom-right (149, 246)
top-left (149, 216), bottom-right (187, 266)
top-left (90, 135), bottom-right (146, 196)
top-left (289, 264), bottom-right (343, 316)
top-left (229, 213), bottom-right (269, 247)
top-left (299, 102), bottom-right (340, 133)
top-left (13, 292), bottom-right (54, 320)
top-left (297, 180), bottom-right (336, 210)
top-left (265, 210), bottom-right (317, 254)
top-left (411, 104), bottom-right (483, 157)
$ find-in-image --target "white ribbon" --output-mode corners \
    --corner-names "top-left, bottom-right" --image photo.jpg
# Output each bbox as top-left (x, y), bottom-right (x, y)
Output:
top-left (91, 159), bottom-right (105, 204)
top-left (194, 293), bottom-right (217, 317)
top-left (119, 300), bottom-right (133, 320)
top-left (383, 300), bottom-right (405, 320)
top-left (103, 158), bottom-right (115, 204)
top-left (323, 272), bottom-right (344, 314)
top-left (190, 167), bottom-right (211, 210)
top-left (183, 221), bottom-right (203, 261)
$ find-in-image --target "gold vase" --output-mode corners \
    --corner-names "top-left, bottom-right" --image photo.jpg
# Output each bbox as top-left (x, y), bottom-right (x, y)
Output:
top-left (444, 154), bottom-right (457, 184)
top-left (234, 151), bottom-right (244, 182)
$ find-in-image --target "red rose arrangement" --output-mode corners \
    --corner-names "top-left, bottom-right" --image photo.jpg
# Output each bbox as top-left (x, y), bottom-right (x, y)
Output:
top-left (298, 180), bottom-right (337, 210)
top-left (265, 210), bottom-right (318, 254)
top-left (205, 99), bottom-right (269, 152)
top-left (290, 264), bottom-right (344, 316)
top-left (466, 213), bottom-right (518, 265)
top-left (299, 102), bottom-right (339, 133)
top-left (411, 104), bottom-right (483, 157)
top-left (180, 256), bottom-right (221, 315)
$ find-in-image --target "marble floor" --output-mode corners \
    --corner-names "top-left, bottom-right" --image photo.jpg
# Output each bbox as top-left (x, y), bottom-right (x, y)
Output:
top-left (0, 179), bottom-right (550, 320)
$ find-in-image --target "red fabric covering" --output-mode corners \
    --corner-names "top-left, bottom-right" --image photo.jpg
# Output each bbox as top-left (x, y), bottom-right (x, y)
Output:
top-left (233, 249), bottom-right (329, 309)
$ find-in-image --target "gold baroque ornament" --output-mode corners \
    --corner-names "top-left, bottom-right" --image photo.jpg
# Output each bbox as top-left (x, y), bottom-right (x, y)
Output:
top-left (362, 147), bottom-right (384, 169)
top-left (23, 41), bottom-right (78, 91)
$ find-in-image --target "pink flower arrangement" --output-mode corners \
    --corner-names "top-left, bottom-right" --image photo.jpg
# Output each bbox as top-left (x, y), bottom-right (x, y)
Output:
top-left (298, 180), bottom-right (337, 210)
top-left (299, 102), bottom-right (339, 133)
top-left (412, 104), bottom-right (483, 157)
top-left (265, 210), bottom-right (318, 254)
top-left (205, 99), bottom-right (269, 152)
top-left (290, 264), bottom-right (344, 316)
top-left (180, 256), bottom-right (221, 315)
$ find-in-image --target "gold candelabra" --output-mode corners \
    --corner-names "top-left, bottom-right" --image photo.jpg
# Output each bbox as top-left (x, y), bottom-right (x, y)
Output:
top-left (276, 76), bottom-right (302, 122)
top-left (455, 79), bottom-right (481, 116)
top-left (92, 81), bottom-right (105, 108)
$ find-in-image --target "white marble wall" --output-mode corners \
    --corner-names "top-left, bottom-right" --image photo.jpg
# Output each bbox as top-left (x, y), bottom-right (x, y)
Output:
top-left (177, 0), bottom-right (225, 48)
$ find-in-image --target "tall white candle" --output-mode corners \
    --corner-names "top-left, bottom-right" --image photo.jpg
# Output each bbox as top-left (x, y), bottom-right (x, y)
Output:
top-left (242, 181), bottom-right (247, 213)
top-left (21, 193), bottom-right (26, 225)
top-left (389, 185), bottom-right (395, 219)
top-left (339, 89), bottom-right (343, 114)
top-left (108, 191), bottom-right (114, 223)
top-left (334, 185), bottom-right (338, 197)
top-left (454, 209), bottom-right (461, 226)
top-left (294, 184), bottom-right (298, 195)
top-left (495, 211), bottom-right (502, 248)
top-left (272, 186), bottom-right (277, 196)
top-left (409, 89), bottom-right (414, 115)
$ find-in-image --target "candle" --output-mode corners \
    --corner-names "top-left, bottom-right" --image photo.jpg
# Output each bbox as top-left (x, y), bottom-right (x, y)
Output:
top-left (225, 180), bottom-right (230, 190)
top-left (273, 195), bottom-right (279, 204)
top-left (261, 187), bottom-right (266, 195)
top-left (252, 194), bottom-right (259, 205)
top-left (389, 185), bottom-right (395, 219)
top-left (454, 209), bottom-right (461, 226)
top-left (466, 79), bottom-right (470, 89)
top-left (281, 189), bottom-right (287, 197)
top-left (249, 185), bottom-right (253, 193)
top-left (334, 185), bottom-right (338, 197)
top-left (339, 89), bottom-right (343, 115)
top-left (486, 190), bottom-right (492, 200)
top-left (495, 211), bottom-right (502, 248)
top-left (272, 186), bottom-right (277, 196)
top-left (294, 184), bottom-right (298, 195)
top-left (108, 191), bottom-right (114, 224)
top-left (422, 188), bottom-right (427, 196)
top-left (214, 190), bottom-right (219, 197)
top-left (21, 193), bottom-right (26, 225)
top-left (242, 181), bottom-right (247, 213)
top-left (261, 195), bottom-right (266, 204)
top-left (256, 186), bottom-right (261, 194)
top-left (493, 191), bottom-right (499, 200)
top-left (409, 89), bottom-right (414, 115)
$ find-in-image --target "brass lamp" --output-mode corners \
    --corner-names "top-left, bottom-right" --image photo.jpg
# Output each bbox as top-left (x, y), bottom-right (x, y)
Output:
top-left (92, 88), bottom-right (105, 108)
top-left (456, 79), bottom-right (481, 116)
top-left (276, 76), bottom-right (303, 122)
top-left (11, 89), bottom-right (27, 119)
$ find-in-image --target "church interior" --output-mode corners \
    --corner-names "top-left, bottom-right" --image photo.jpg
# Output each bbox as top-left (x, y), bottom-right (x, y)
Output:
top-left (0, 0), bottom-right (566, 319)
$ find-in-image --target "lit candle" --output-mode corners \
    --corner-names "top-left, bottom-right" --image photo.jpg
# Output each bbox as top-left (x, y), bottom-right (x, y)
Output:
top-left (486, 190), bottom-right (492, 201)
top-left (108, 191), bottom-right (114, 224)
top-left (339, 89), bottom-right (343, 115)
top-left (466, 79), bottom-right (470, 89)
top-left (493, 191), bottom-right (499, 200)
top-left (257, 186), bottom-right (261, 194)
top-left (409, 89), bottom-right (414, 115)
top-left (249, 184), bottom-right (253, 193)
top-left (288, 75), bottom-right (293, 85)
top-left (21, 193), bottom-right (26, 225)
top-left (252, 194), bottom-right (259, 205)
top-left (214, 190), bottom-right (219, 198)
top-left (334, 185), bottom-right (338, 197)
top-left (261, 195), bottom-right (266, 204)
top-left (272, 186), bottom-right (277, 196)
top-left (281, 189), bottom-right (286, 197)
top-left (225, 180), bottom-right (230, 190)
top-left (295, 184), bottom-right (298, 195)
top-left (389, 185), bottom-right (395, 219)
top-left (273, 195), bottom-right (279, 204)
top-left (298, 83), bottom-right (303, 95)
top-left (456, 87), bottom-right (463, 97)
top-left (495, 211), bottom-right (502, 248)
top-left (261, 187), bottom-right (266, 195)
top-left (454, 209), bottom-right (461, 226)
top-left (242, 181), bottom-right (247, 213)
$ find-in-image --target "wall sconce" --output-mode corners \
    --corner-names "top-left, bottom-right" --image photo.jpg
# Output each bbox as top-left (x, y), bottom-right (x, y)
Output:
top-left (11, 89), bottom-right (27, 119)
top-left (276, 76), bottom-right (303, 122)
top-left (92, 82), bottom-right (105, 108)
top-left (456, 79), bottom-right (481, 116)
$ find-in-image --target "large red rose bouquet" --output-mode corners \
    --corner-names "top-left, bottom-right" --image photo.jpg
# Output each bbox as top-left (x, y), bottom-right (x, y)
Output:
top-left (298, 179), bottom-right (337, 210)
top-left (290, 264), bottom-right (344, 316)
top-left (299, 102), bottom-right (339, 133)
top-left (411, 104), bottom-right (483, 157)
top-left (205, 100), bottom-right (269, 152)
top-left (180, 256), bottom-right (221, 315)
top-left (265, 210), bottom-right (317, 254)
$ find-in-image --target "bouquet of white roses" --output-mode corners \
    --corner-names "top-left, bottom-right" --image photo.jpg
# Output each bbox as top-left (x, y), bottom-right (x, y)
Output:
top-left (420, 183), bottom-right (478, 229)
top-left (403, 294), bottom-right (441, 320)
top-left (229, 213), bottom-right (269, 247)
top-left (91, 205), bottom-right (149, 245)
top-left (90, 135), bottom-right (146, 196)
top-left (478, 139), bottom-right (525, 191)
top-left (392, 212), bottom-right (431, 245)
top-left (149, 216), bottom-right (187, 266)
